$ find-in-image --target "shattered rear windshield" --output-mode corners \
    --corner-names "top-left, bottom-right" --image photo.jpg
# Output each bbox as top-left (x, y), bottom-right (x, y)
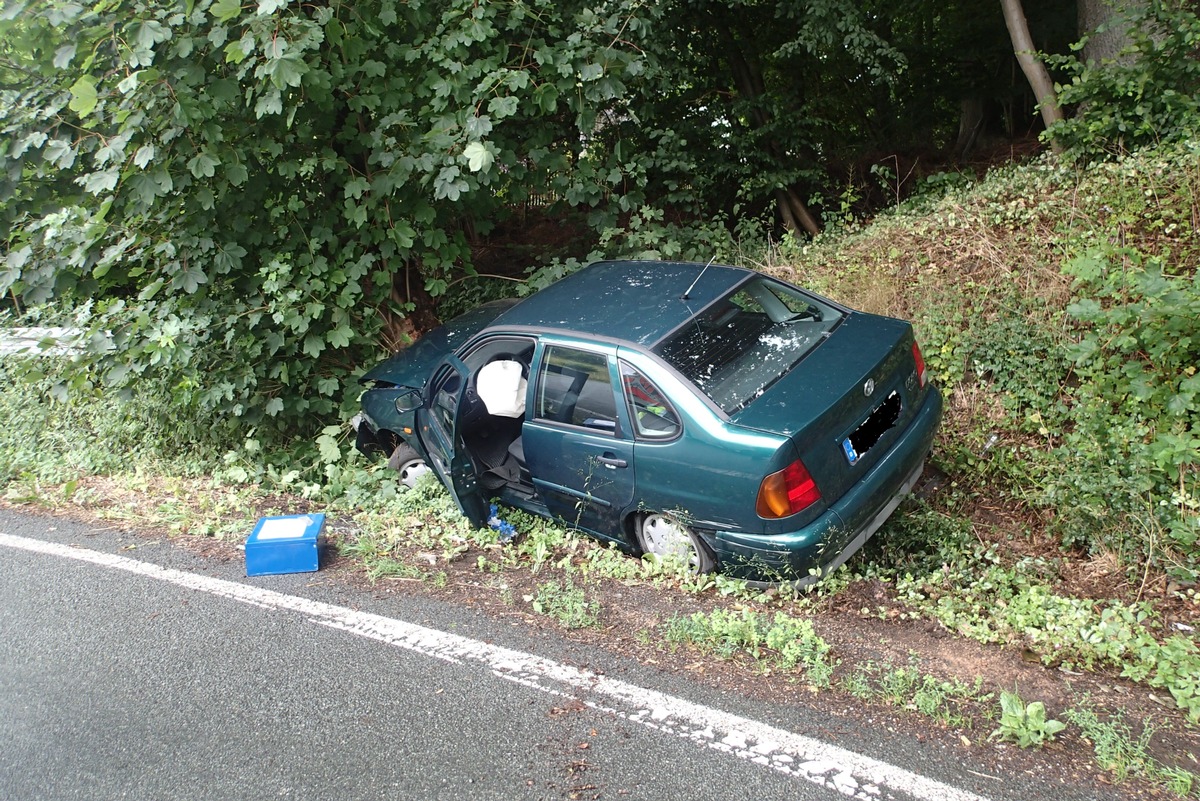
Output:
top-left (655, 277), bottom-right (844, 413)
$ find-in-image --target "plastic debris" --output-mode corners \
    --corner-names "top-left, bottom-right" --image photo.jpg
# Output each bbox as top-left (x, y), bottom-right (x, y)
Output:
top-left (488, 503), bottom-right (518, 542)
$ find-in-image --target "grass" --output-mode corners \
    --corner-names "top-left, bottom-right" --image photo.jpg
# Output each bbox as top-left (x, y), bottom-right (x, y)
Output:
top-left (661, 608), bottom-right (837, 688)
top-left (531, 576), bottom-right (602, 629)
top-left (841, 656), bottom-right (991, 731)
top-left (1068, 704), bottom-right (1197, 796)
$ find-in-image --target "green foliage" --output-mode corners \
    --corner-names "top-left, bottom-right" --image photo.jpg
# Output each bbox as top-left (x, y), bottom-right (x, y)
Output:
top-left (0, 0), bottom-right (668, 440)
top-left (1067, 703), bottom-right (1197, 794)
top-left (893, 557), bottom-right (1200, 724)
top-left (0, 0), bottom-right (931, 441)
top-left (861, 503), bottom-right (981, 578)
top-left (841, 656), bottom-right (988, 729)
top-left (662, 609), bottom-right (836, 687)
top-left (820, 140), bottom-right (1199, 616)
top-left (1049, 246), bottom-right (1200, 578)
top-left (991, 690), bottom-right (1066, 748)
top-left (531, 576), bottom-right (601, 630)
top-left (0, 356), bottom-right (233, 483)
top-left (1049, 2), bottom-right (1200, 160)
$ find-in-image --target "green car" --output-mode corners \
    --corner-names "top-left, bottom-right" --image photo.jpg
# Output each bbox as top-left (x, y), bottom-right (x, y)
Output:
top-left (355, 259), bottom-right (942, 583)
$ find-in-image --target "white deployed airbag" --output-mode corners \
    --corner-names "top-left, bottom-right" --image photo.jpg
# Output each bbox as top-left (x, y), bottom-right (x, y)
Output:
top-left (476, 360), bottom-right (527, 418)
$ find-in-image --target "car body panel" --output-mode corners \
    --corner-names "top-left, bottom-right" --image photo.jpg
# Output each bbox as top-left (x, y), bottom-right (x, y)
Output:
top-left (613, 346), bottom-right (795, 532)
top-left (490, 260), bottom-right (751, 347)
top-left (731, 312), bottom-right (927, 507)
top-left (728, 313), bottom-right (911, 436)
top-left (520, 336), bottom-right (636, 539)
top-left (362, 298), bottom-right (519, 388)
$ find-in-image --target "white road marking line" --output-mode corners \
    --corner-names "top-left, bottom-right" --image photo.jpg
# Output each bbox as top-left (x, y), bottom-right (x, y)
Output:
top-left (2, 533), bottom-right (992, 801)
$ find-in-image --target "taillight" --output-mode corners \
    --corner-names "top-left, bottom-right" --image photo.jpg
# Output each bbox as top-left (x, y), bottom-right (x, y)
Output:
top-left (912, 341), bottom-right (927, 388)
top-left (756, 459), bottom-right (821, 518)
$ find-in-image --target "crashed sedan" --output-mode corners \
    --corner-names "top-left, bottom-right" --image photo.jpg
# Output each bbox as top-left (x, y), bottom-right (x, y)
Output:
top-left (354, 259), bottom-right (942, 583)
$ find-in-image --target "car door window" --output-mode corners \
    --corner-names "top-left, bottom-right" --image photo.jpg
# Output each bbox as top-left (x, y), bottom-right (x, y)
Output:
top-left (620, 362), bottom-right (681, 439)
top-left (535, 346), bottom-right (618, 433)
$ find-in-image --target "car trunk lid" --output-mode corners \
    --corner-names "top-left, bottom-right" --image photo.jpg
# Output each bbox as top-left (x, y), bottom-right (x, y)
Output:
top-left (730, 312), bottom-right (926, 506)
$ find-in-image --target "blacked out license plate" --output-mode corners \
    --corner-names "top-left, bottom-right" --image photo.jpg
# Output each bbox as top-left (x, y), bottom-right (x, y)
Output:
top-left (842, 390), bottom-right (902, 465)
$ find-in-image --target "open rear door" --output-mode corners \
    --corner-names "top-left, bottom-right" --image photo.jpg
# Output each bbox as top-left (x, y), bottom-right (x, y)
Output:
top-left (415, 355), bottom-right (488, 527)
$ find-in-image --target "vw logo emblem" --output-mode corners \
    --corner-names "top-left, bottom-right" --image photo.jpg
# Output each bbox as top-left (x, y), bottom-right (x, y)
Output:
top-left (863, 378), bottom-right (875, 397)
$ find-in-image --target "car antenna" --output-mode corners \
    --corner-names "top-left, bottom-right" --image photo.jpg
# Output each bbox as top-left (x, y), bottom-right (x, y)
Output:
top-left (680, 256), bottom-right (717, 301)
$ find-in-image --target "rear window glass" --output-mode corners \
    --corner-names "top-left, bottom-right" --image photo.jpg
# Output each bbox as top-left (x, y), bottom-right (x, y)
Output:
top-left (655, 277), bottom-right (843, 413)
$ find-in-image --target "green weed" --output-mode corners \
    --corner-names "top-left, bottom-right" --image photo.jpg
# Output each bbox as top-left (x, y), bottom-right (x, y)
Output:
top-left (662, 609), bottom-right (836, 688)
top-left (990, 690), bottom-right (1066, 748)
top-left (840, 656), bottom-right (988, 729)
top-left (531, 577), bottom-right (601, 630)
top-left (892, 559), bottom-right (1200, 724)
top-left (1067, 702), bottom-right (1198, 797)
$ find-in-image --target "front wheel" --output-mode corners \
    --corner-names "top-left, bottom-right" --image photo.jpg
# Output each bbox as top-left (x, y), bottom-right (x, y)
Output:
top-left (388, 443), bottom-right (431, 489)
top-left (635, 513), bottom-right (716, 574)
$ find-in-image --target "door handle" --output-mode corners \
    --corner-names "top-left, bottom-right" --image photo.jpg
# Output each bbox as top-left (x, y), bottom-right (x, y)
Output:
top-left (597, 454), bottom-right (627, 469)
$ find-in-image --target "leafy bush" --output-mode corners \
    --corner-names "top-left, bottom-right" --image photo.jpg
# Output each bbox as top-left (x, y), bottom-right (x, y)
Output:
top-left (0, 0), bottom-right (670, 439)
top-left (1047, 246), bottom-right (1200, 579)
top-left (1049, 1), bottom-right (1200, 160)
top-left (0, 356), bottom-right (233, 483)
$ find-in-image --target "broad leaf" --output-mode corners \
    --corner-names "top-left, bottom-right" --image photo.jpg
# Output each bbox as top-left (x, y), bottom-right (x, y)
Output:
top-left (68, 75), bottom-right (98, 116)
top-left (463, 141), bottom-right (494, 173)
top-left (211, 0), bottom-right (242, 22)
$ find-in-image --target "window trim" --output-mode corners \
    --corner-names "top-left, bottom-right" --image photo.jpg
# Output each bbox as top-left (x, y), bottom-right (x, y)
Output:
top-left (619, 360), bottom-right (683, 442)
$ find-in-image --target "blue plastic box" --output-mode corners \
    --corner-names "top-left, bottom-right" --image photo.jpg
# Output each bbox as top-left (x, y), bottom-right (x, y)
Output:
top-left (245, 513), bottom-right (324, 576)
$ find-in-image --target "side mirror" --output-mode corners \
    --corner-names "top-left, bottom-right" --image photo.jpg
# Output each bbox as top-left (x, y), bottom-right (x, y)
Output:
top-left (394, 388), bottom-right (424, 412)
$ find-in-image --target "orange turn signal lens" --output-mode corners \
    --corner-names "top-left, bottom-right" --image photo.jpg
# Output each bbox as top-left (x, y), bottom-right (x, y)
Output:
top-left (756, 459), bottom-right (821, 519)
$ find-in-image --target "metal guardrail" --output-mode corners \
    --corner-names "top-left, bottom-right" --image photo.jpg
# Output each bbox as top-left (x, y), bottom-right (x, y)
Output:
top-left (0, 327), bottom-right (84, 356)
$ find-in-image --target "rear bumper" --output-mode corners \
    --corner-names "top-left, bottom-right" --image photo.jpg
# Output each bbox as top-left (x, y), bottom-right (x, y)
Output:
top-left (710, 385), bottom-right (943, 584)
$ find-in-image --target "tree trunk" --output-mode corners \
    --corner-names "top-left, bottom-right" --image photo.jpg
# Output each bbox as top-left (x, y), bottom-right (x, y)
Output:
top-left (1000, 0), bottom-right (1065, 154)
top-left (721, 23), bottom-right (821, 237)
top-left (782, 187), bottom-right (820, 237)
top-left (1078, 0), bottom-right (1137, 65)
top-left (955, 97), bottom-right (987, 159)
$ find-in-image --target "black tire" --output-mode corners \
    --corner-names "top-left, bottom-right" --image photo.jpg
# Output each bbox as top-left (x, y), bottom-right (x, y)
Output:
top-left (387, 443), bottom-right (431, 489)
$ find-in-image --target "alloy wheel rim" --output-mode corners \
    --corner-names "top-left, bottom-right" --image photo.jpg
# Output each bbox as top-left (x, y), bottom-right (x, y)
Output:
top-left (398, 458), bottom-right (431, 489)
top-left (642, 513), bottom-right (698, 567)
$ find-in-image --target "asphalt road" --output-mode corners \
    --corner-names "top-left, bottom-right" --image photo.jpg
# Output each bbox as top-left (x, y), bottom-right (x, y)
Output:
top-left (0, 508), bottom-right (1121, 801)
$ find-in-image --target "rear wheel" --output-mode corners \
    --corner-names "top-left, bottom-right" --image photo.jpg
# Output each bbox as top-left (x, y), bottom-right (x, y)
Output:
top-left (635, 513), bottom-right (716, 573)
top-left (388, 443), bottom-right (431, 489)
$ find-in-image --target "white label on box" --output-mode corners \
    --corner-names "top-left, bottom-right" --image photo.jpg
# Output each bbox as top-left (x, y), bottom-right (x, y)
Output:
top-left (256, 516), bottom-right (311, 541)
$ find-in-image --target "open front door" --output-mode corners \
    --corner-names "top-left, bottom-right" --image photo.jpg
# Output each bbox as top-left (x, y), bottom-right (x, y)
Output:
top-left (415, 355), bottom-right (488, 527)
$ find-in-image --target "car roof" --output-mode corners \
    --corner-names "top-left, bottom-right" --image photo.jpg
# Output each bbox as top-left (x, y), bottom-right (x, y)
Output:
top-left (493, 260), bottom-right (752, 347)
